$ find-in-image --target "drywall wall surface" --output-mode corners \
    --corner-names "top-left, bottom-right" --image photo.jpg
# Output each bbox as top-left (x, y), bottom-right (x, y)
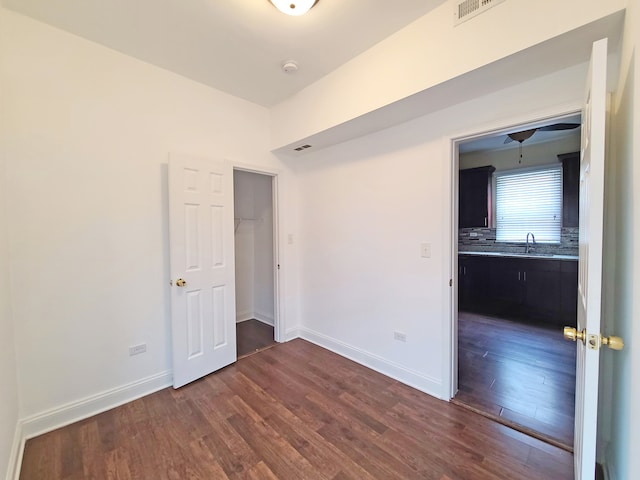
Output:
top-left (234, 171), bottom-right (256, 322)
top-left (0, 7), bottom-right (20, 475)
top-left (1, 8), bottom-right (294, 420)
top-left (271, 0), bottom-right (624, 150)
top-left (234, 170), bottom-right (275, 325)
top-left (252, 173), bottom-right (275, 324)
top-left (291, 59), bottom-right (588, 399)
top-left (602, 0), bottom-right (640, 477)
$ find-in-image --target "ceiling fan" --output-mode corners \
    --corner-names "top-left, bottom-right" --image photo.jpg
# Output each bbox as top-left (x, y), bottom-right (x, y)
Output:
top-left (504, 123), bottom-right (581, 144)
top-left (505, 122), bottom-right (580, 164)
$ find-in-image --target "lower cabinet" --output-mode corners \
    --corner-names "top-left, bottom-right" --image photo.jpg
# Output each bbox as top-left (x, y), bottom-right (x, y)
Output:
top-left (459, 254), bottom-right (577, 327)
top-left (560, 260), bottom-right (579, 322)
top-left (458, 256), bottom-right (489, 310)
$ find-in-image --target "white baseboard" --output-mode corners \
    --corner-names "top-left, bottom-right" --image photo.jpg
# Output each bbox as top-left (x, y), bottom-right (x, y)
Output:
top-left (20, 370), bottom-right (172, 441)
top-left (253, 312), bottom-right (274, 326)
top-left (236, 312), bottom-right (274, 326)
top-left (236, 310), bottom-right (253, 323)
top-left (6, 421), bottom-right (23, 480)
top-left (297, 327), bottom-right (443, 399)
top-left (9, 370), bottom-right (171, 479)
top-left (285, 327), bottom-right (301, 341)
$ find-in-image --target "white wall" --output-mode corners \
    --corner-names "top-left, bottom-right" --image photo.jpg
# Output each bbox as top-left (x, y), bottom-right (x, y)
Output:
top-left (0, 8), bottom-right (20, 474)
top-left (289, 61), bottom-right (588, 397)
top-left (271, 0), bottom-right (624, 149)
top-left (234, 170), bottom-right (274, 325)
top-left (0, 8), bottom-right (295, 429)
top-left (252, 174), bottom-right (275, 324)
top-left (234, 172), bottom-right (255, 321)
top-left (602, 0), bottom-right (640, 477)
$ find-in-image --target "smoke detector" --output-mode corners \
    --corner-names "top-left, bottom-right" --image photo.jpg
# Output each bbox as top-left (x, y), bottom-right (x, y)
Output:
top-left (282, 60), bottom-right (299, 73)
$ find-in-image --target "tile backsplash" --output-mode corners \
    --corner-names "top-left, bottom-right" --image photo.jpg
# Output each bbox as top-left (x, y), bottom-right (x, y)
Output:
top-left (459, 227), bottom-right (579, 256)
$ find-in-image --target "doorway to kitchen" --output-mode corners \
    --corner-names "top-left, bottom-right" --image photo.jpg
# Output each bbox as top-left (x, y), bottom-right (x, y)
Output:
top-left (233, 169), bottom-right (279, 358)
top-left (453, 114), bottom-right (581, 451)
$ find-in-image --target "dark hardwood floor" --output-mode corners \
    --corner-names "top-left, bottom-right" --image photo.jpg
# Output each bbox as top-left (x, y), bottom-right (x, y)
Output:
top-left (456, 311), bottom-right (576, 450)
top-left (20, 339), bottom-right (573, 479)
top-left (236, 319), bottom-right (275, 358)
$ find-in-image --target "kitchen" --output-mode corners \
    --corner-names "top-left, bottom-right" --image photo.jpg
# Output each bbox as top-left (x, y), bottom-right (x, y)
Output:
top-left (455, 117), bottom-right (581, 450)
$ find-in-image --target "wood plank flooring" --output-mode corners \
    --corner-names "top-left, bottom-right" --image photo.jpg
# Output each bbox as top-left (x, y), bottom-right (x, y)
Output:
top-left (20, 339), bottom-right (573, 479)
top-left (456, 311), bottom-right (576, 449)
top-left (236, 319), bottom-right (275, 358)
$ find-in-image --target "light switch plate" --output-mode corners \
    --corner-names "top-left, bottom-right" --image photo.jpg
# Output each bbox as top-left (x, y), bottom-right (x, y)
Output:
top-left (421, 243), bottom-right (431, 258)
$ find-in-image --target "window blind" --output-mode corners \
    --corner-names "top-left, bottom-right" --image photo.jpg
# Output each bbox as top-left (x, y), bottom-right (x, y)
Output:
top-left (495, 165), bottom-right (563, 243)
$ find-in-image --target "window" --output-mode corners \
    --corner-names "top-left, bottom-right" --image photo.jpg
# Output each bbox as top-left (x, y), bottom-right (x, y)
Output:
top-left (495, 165), bottom-right (563, 243)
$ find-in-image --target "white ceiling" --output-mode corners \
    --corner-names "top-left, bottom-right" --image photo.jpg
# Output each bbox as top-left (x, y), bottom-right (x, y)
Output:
top-left (2, 0), bottom-right (446, 107)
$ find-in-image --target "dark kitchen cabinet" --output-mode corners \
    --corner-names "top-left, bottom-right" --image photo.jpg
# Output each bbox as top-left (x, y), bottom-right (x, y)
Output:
top-left (560, 260), bottom-right (579, 326)
top-left (459, 254), bottom-right (577, 326)
top-left (459, 166), bottom-right (495, 228)
top-left (458, 255), bottom-right (490, 310)
top-left (521, 258), bottom-right (562, 321)
top-left (487, 257), bottom-right (523, 314)
top-left (560, 152), bottom-right (580, 228)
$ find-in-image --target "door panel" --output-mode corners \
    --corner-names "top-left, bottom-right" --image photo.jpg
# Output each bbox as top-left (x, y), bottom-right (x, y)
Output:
top-left (169, 154), bottom-right (236, 388)
top-left (574, 38), bottom-right (608, 480)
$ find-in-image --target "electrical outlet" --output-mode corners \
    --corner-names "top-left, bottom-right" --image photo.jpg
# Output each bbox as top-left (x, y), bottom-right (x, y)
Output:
top-left (394, 331), bottom-right (407, 342)
top-left (129, 343), bottom-right (147, 356)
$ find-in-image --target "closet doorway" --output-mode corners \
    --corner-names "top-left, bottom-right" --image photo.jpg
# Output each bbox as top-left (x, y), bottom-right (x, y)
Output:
top-left (233, 169), bottom-right (278, 358)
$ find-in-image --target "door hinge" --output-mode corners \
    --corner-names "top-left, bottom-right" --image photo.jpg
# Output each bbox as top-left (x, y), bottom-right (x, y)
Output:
top-left (449, 279), bottom-right (453, 287)
top-left (277, 264), bottom-right (280, 270)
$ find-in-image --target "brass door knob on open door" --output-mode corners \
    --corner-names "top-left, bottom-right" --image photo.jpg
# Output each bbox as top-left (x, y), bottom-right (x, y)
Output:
top-left (563, 326), bottom-right (624, 351)
top-left (563, 327), bottom-right (586, 343)
top-left (175, 278), bottom-right (187, 287)
top-left (602, 335), bottom-right (624, 350)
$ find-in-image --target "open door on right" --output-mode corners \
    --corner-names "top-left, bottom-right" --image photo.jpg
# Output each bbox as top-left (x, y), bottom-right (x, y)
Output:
top-left (563, 37), bottom-right (624, 480)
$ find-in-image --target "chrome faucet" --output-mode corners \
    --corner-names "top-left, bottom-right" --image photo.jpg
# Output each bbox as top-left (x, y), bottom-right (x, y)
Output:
top-left (525, 232), bottom-right (536, 254)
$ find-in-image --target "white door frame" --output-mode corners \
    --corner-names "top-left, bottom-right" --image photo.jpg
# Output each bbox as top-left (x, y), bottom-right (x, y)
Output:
top-left (443, 105), bottom-right (583, 399)
top-left (232, 162), bottom-right (285, 343)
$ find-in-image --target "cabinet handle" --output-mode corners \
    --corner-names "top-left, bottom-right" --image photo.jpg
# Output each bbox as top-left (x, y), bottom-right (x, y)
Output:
top-left (524, 271), bottom-right (527, 282)
top-left (464, 267), bottom-right (466, 275)
top-left (484, 217), bottom-right (488, 227)
top-left (518, 271), bottom-right (521, 281)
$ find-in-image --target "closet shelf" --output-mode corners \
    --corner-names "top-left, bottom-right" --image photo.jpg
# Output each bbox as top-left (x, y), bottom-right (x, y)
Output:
top-left (234, 217), bottom-right (262, 232)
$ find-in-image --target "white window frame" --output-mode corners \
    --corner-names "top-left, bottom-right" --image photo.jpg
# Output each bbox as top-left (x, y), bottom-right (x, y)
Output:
top-left (495, 164), bottom-right (563, 244)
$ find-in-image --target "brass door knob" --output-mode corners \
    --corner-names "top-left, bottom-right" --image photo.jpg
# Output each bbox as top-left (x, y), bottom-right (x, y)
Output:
top-left (563, 327), bottom-right (624, 351)
top-left (563, 326), bottom-right (586, 343)
top-left (602, 335), bottom-right (624, 350)
top-left (175, 278), bottom-right (187, 287)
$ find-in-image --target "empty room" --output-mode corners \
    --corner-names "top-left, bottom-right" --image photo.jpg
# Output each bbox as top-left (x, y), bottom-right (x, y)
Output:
top-left (1, 1), bottom-right (639, 479)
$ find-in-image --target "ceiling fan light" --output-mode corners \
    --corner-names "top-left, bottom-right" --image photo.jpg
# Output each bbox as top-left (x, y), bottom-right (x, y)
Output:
top-left (269, 0), bottom-right (318, 16)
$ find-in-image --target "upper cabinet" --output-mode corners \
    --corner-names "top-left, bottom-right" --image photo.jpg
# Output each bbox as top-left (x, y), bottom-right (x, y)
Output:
top-left (559, 152), bottom-right (580, 228)
top-left (459, 166), bottom-right (496, 228)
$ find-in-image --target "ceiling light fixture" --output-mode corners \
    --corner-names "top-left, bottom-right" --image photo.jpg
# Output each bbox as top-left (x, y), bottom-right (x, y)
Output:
top-left (269, 0), bottom-right (319, 16)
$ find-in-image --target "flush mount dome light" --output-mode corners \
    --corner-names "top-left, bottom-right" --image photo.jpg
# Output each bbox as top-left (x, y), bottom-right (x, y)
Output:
top-left (269, 0), bottom-right (319, 16)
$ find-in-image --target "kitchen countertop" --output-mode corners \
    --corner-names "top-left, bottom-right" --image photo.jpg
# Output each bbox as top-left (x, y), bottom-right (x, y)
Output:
top-left (459, 251), bottom-right (579, 261)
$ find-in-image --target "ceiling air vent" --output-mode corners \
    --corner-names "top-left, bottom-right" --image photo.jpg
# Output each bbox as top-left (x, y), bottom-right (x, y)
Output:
top-left (454, 0), bottom-right (506, 26)
top-left (294, 144), bottom-right (312, 152)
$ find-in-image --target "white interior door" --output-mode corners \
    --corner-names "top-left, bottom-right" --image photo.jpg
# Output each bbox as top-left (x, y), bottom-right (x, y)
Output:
top-left (169, 154), bottom-right (237, 388)
top-left (573, 37), bottom-right (608, 480)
